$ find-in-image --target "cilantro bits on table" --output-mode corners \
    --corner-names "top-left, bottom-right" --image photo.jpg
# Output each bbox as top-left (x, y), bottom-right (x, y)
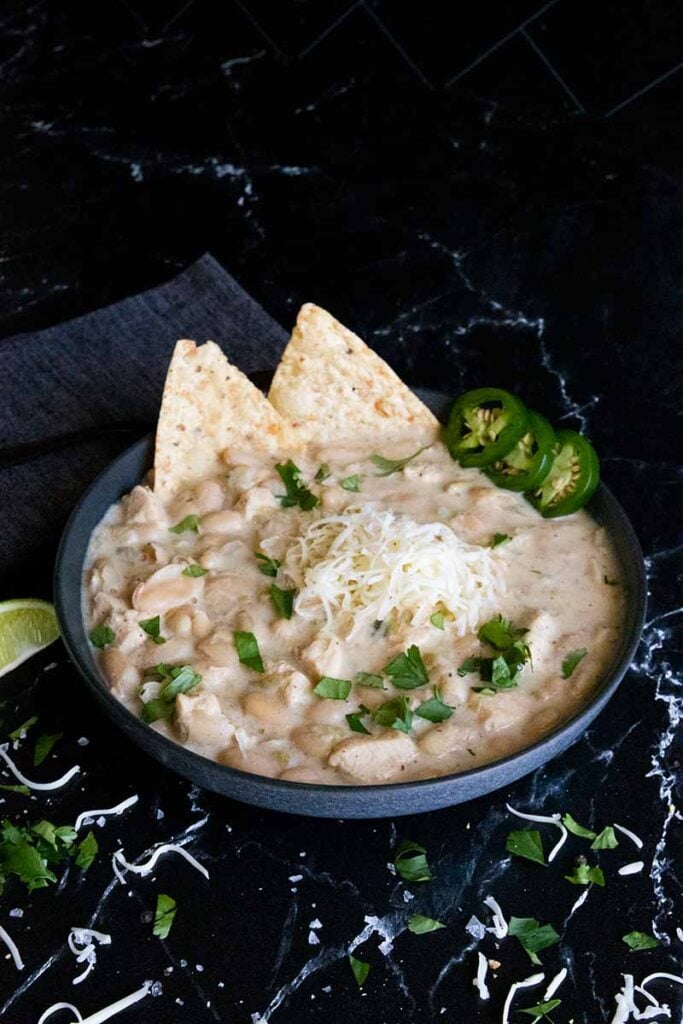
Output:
top-left (153, 893), bottom-right (177, 940)
top-left (0, 818), bottom-right (98, 895)
top-left (393, 839), bottom-right (433, 882)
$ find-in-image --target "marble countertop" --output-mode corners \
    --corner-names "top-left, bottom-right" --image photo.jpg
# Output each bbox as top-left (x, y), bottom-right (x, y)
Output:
top-left (0, 3), bottom-right (680, 1022)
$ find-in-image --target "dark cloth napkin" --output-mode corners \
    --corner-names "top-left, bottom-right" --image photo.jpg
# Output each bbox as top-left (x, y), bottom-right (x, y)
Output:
top-left (0, 254), bottom-right (288, 585)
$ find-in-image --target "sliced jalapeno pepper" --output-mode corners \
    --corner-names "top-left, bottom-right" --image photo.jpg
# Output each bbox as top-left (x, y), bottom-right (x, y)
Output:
top-left (485, 410), bottom-right (556, 492)
top-left (445, 388), bottom-right (530, 468)
top-left (527, 429), bottom-right (599, 518)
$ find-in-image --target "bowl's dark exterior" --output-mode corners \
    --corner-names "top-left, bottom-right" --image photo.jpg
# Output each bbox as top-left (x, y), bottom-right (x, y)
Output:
top-left (54, 392), bottom-right (647, 818)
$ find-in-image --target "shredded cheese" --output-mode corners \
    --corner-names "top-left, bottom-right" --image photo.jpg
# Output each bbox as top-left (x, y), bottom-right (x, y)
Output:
top-left (506, 804), bottom-right (568, 862)
top-left (68, 928), bottom-right (112, 985)
top-left (543, 967), bottom-right (567, 1000)
top-left (76, 980), bottom-right (152, 1024)
top-left (618, 861), bottom-right (645, 876)
top-left (484, 895), bottom-right (508, 938)
top-left (74, 795), bottom-right (138, 833)
top-left (38, 1003), bottom-right (84, 1024)
top-left (502, 972), bottom-right (545, 1024)
top-left (473, 951), bottom-right (490, 1000)
top-left (283, 504), bottom-right (503, 636)
top-left (0, 745), bottom-right (80, 791)
top-left (614, 823), bottom-right (644, 850)
top-left (0, 923), bottom-right (24, 970)
top-left (113, 843), bottom-right (209, 881)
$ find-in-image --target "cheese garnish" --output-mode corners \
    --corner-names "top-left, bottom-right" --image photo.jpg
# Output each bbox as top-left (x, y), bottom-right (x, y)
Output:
top-left (38, 1002), bottom-right (83, 1024)
top-left (473, 952), bottom-right (490, 1000)
top-left (543, 967), bottom-right (567, 1000)
top-left (618, 861), bottom-right (645, 876)
top-left (502, 972), bottom-right (545, 1024)
top-left (113, 843), bottom-right (209, 882)
top-left (614, 823), bottom-right (644, 850)
top-left (0, 744), bottom-right (80, 791)
top-left (484, 895), bottom-right (508, 938)
top-left (74, 795), bottom-right (138, 833)
top-left (284, 504), bottom-right (503, 636)
top-left (68, 928), bottom-right (112, 985)
top-left (0, 923), bottom-right (24, 970)
top-left (506, 804), bottom-right (568, 862)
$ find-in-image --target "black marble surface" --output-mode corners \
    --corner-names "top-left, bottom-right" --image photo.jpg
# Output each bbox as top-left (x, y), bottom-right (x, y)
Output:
top-left (1, 2), bottom-right (682, 1022)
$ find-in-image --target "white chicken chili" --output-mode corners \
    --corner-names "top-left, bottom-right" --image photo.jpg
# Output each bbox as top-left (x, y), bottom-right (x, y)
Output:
top-left (83, 440), bottom-right (623, 785)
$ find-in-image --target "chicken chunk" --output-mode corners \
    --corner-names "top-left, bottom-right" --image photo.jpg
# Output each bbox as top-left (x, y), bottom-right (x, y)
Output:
top-left (328, 732), bottom-right (418, 783)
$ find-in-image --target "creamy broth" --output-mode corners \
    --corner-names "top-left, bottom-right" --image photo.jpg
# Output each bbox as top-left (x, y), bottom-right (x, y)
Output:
top-left (83, 441), bottom-right (623, 785)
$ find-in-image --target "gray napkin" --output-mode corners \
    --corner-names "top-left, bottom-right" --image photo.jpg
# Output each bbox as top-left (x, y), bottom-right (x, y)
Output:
top-left (0, 254), bottom-right (288, 584)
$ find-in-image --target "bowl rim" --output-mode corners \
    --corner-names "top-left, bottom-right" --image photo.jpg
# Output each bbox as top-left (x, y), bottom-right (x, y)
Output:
top-left (54, 417), bottom-right (647, 809)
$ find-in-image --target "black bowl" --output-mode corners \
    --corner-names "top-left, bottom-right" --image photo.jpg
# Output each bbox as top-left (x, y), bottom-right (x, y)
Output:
top-left (54, 390), bottom-right (647, 818)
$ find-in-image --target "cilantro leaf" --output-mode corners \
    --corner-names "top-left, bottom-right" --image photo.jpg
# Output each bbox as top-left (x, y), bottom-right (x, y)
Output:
top-left (75, 831), bottom-right (98, 871)
top-left (355, 672), bottom-right (385, 689)
top-left (341, 475), bottom-right (361, 492)
top-left (0, 784), bottom-right (30, 796)
top-left (490, 533), bottom-right (511, 548)
top-left (182, 564), bottom-right (208, 577)
top-left (275, 461), bottom-right (319, 511)
top-left (519, 999), bottom-right (562, 1020)
top-left (153, 893), bottom-right (177, 939)
top-left (565, 861), bottom-right (605, 887)
top-left (394, 839), bottom-right (433, 882)
top-left (140, 616), bottom-right (166, 645)
top-left (590, 826), bottom-right (618, 850)
top-left (508, 916), bottom-right (560, 965)
top-left (314, 463), bottom-right (330, 483)
top-left (561, 813), bottom-right (596, 839)
top-left (373, 696), bottom-right (413, 733)
top-left (622, 931), bottom-right (660, 952)
top-left (89, 624), bottom-right (114, 648)
top-left (458, 657), bottom-right (482, 677)
top-left (370, 445), bottom-right (431, 476)
top-left (314, 677), bottom-right (352, 700)
top-left (9, 716), bottom-right (38, 742)
top-left (506, 829), bottom-right (546, 866)
top-left (415, 688), bottom-right (454, 723)
top-left (349, 954), bottom-right (370, 987)
top-left (33, 733), bottom-right (62, 767)
top-left (562, 648), bottom-right (587, 679)
top-left (141, 664), bottom-right (202, 722)
top-left (478, 615), bottom-right (527, 651)
top-left (346, 707), bottom-right (371, 734)
top-left (2, 839), bottom-right (56, 890)
top-left (255, 553), bottom-right (280, 577)
top-left (384, 645), bottom-right (428, 690)
top-left (270, 584), bottom-right (295, 620)
top-left (233, 632), bottom-right (264, 673)
top-left (430, 612), bottom-right (445, 630)
top-left (407, 914), bottom-right (445, 934)
top-left (169, 514), bottom-right (200, 534)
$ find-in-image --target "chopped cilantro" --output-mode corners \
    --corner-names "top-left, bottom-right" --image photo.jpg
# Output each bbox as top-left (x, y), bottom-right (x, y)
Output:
top-left (407, 914), bottom-right (445, 934)
top-left (346, 706), bottom-right (371, 735)
top-left (565, 861), bottom-right (605, 887)
top-left (506, 829), bottom-right (546, 866)
top-left (275, 460), bottom-right (319, 511)
top-left (384, 645), bottom-right (428, 690)
top-left (478, 615), bottom-right (527, 651)
top-left (562, 648), bottom-right (587, 679)
top-left (33, 733), bottom-right (62, 767)
top-left (490, 533), bottom-right (511, 548)
top-left (0, 816), bottom-right (95, 895)
top-left (354, 672), bottom-right (385, 689)
top-left (430, 612), bottom-right (445, 630)
top-left (508, 916), bottom-right (560, 965)
top-left (141, 664), bottom-right (202, 723)
top-left (75, 831), bottom-right (98, 871)
top-left (270, 584), bottom-right (295, 620)
top-left (457, 657), bottom-right (482, 677)
top-left (394, 839), bottom-right (433, 882)
top-left (349, 954), bottom-right (370, 987)
top-left (463, 615), bottom-right (531, 694)
top-left (373, 696), bottom-right (413, 733)
top-left (89, 624), bottom-right (114, 649)
top-left (341, 474), bottom-right (361, 492)
top-left (140, 616), bottom-right (166, 645)
top-left (561, 813), bottom-right (596, 839)
top-left (314, 463), bottom-right (330, 483)
top-left (233, 632), bottom-right (264, 673)
top-left (0, 784), bottom-right (30, 796)
top-left (622, 931), bottom-right (660, 952)
top-left (169, 514), bottom-right (200, 534)
top-left (182, 564), bottom-right (208, 577)
top-left (255, 553), bottom-right (280, 577)
top-left (415, 688), bottom-right (454, 723)
top-left (590, 825), bottom-right (618, 850)
top-left (314, 677), bottom-right (352, 700)
top-left (153, 893), bottom-right (177, 939)
top-left (9, 716), bottom-right (38, 742)
top-left (519, 999), bottom-right (562, 1021)
top-left (370, 445), bottom-right (431, 476)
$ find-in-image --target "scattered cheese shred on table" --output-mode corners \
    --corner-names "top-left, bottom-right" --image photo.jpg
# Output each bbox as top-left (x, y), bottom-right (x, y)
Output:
top-left (506, 804), bottom-right (568, 861)
top-left (502, 972), bottom-right (545, 1024)
top-left (473, 951), bottom-right (490, 1000)
top-left (543, 967), bottom-right (567, 1000)
top-left (0, 744), bottom-right (80, 791)
top-left (37, 1002), bottom-right (83, 1024)
top-left (483, 895), bottom-right (508, 938)
top-left (112, 843), bottom-right (209, 882)
top-left (68, 928), bottom-right (112, 986)
top-left (618, 861), bottom-right (645, 876)
top-left (0, 923), bottom-right (24, 970)
top-left (74, 795), bottom-right (138, 833)
top-left (614, 823), bottom-right (645, 850)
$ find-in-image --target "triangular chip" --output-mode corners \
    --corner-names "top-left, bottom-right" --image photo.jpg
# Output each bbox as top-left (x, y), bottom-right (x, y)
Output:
top-left (268, 304), bottom-right (439, 444)
top-left (154, 339), bottom-right (295, 497)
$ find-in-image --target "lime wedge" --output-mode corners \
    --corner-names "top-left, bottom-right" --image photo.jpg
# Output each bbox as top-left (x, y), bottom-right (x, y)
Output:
top-left (0, 599), bottom-right (60, 677)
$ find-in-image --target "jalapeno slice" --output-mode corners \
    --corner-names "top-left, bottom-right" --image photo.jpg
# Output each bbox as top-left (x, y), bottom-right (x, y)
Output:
top-left (527, 429), bottom-right (600, 517)
top-left (445, 388), bottom-right (530, 468)
top-left (485, 410), bottom-right (556, 492)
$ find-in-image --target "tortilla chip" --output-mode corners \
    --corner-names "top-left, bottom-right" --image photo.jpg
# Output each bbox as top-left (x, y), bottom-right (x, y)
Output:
top-left (268, 304), bottom-right (439, 445)
top-left (154, 339), bottom-right (295, 497)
